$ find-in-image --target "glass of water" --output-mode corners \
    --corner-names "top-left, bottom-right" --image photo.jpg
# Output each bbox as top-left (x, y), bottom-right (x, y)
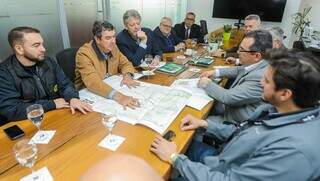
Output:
top-left (101, 113), bottom-right (118, 143)
top-left (191, 38), bottom-right (197, 50)
top-left (14, 139), bottom-right (38, 180)
top-left (27, 104), bottom-right (46, 141)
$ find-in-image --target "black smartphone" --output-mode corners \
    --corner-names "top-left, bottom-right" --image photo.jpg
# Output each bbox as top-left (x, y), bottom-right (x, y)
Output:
top-left (163, 130), bottom-right (176, 141)
top-left (3, 125), bottom-right (25, 140)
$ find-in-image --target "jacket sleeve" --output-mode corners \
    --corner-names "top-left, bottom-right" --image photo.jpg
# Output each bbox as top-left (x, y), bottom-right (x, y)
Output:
top-left (116, 35), bottom-right (146, 67)
top-left (218, 66), bottom-right (243, 78)
top-left (0, 68), bottom-right (55, 121)
top-left (205, 120), bottom-right (237, 141)
top-left (150, 31), bottom-right (163, 57)
top-left (51, 58), bottom-right (79, 102)
top-left (76, 49), bottom-right (113, 97)
top-left (203, 75), bottom-right (263, 106)
top-left (173, 145), bottom-right (313, 181)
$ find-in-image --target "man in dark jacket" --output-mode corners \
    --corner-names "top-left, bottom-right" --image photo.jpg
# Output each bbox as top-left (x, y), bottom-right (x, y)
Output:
top-left (153, 17), bottom-right (185, 53)
top-left (0, 26), bottom-right (92, 124)
top-left (174, 12), bottom-right (204, 43)
top-left (116, 9), bottom-right (162, 67)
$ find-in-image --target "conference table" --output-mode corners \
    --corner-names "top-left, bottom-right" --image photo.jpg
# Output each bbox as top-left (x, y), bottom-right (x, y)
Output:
top-left (0, 44), bottom-right (236, 180)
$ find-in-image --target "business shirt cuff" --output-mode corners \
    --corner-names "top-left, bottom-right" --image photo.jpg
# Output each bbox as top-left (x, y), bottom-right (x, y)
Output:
top-left (139, 42), bottom-right (147, 49)
top-left (235, 58), bottom-right (240, 65)
top-left (106, 89), bottom-right (117, 99)
top-left (215, 69), bottom-right (220, 78)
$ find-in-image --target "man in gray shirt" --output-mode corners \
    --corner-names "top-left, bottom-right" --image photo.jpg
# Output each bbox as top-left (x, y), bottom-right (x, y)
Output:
top-left (151, 49), bottom-right (320, 181)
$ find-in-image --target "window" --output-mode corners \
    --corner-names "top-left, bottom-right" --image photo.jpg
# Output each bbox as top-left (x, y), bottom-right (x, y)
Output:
top-left (107, 0), bottom-right (187, 33)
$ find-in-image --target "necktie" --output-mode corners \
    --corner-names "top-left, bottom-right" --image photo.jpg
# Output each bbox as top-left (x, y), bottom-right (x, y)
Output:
top-left (185, 28), bottom-right (189, 39)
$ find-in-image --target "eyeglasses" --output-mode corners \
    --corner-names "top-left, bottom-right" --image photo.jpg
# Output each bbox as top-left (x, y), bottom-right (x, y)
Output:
top-left (161, 23), bottom-right (172, 28)
top-left (237, 47), bottom-right (259, 53)
top-left (185, 17), bottom-right (195, 21)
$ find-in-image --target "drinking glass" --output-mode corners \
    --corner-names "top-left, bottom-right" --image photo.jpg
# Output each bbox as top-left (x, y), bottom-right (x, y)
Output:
top-left (191, 38), bottom-right (197, 50)
top-left (14, 139), bottom-right (39, 180)
top-left (27, 104), bottom-right (46, 141)
top-left (144, 54), bottom-right (153, 79)
top-left (101, 113), bottom-right (118, 143)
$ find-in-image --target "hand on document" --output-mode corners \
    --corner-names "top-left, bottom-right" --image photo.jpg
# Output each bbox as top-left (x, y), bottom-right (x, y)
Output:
top-left (197, 77), bottom-right (211, 88)
top-left (121, 74), bottom-right (140, 88)
top-left (113, 92), bottom-right (140, 110)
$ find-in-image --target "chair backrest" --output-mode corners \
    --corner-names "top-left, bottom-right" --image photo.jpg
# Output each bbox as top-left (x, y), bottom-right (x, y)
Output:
top-left (55, 47), bottom-right (79, 83)
top-left (200, 20), bottom-right (208, 35)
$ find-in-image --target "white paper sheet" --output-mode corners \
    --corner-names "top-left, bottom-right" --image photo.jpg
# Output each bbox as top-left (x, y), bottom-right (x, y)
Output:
top-left (170, 78), bottom-right (213, 110)
top-left (79, 75), bottom-right (191, 134)
top-left (29, 130), bottom-right (56, 144)
top-left (20, 167), bottom-right (53, 181)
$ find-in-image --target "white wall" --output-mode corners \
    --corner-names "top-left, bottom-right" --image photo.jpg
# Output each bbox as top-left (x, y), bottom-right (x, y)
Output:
top-left (186, 0), bottom-right (302, 47)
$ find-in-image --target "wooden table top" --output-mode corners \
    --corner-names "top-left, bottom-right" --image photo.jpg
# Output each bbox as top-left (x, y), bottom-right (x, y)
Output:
top-left (0, 47), bottom-right (231, 180)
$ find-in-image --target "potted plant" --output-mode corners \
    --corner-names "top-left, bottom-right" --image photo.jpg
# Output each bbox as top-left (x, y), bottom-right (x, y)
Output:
top-left (292, 7), bottom-right (312, 48)
top-left (223, 24), bottom-right (232, 41)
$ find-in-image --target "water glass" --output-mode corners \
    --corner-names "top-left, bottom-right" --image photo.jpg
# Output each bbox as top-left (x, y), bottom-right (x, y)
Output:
top-left (101, 113), bottom-right (118, 143)
top-left (27, 104), bottom-right (46, 141)
top-left (14, 139), bottom-right (39, 180)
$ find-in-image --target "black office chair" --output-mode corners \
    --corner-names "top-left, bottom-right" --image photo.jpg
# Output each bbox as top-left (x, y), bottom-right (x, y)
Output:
top-left (200, 20), bottom-right (208, 35)
top-left (55, 47), bottom-right (79, 83)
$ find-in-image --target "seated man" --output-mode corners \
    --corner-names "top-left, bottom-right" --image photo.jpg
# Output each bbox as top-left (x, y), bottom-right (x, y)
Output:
top-left (199, 30), bottom-right (272, 123)
top-left (116, 9), bottom-right (162, 67)
top-left (0, 26), bottom-right (92, 124)
top-left (267, 26), bottom-right (286, 49)
top-left (212, 14), bottom-right (261, 63)
top-left (174, 12), bottom-right (204, 43)
top-left (75, 21), bottom-right (140, 109)
top-left (151, 49), bottom-right (320, 180)
top-left (153, 17), bottom-right (185, 53)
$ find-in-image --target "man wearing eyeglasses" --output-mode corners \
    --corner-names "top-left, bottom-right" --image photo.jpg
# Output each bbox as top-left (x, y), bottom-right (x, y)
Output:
top-left (199, 30), bottom-right (272, 124)
top-left (154, 17), bottom-right (185, 53)
top-left (174, 12), bottom-right (204, 43)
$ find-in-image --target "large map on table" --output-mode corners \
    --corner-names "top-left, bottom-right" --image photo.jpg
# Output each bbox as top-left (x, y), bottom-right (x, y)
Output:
top-left (79, 75), bottom-right (191, 134)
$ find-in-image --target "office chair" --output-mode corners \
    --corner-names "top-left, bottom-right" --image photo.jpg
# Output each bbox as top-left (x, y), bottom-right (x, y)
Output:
top-left (55, 47), bottom-right (79, 83)
top-left (200, 20), bottom-right (208, 35)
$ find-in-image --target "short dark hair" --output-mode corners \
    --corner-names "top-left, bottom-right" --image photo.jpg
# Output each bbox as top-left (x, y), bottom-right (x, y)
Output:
top-left (266, 49), bottom-right (320, 108)
top-left (186, 12), bottom-right (196, 18)
top-left (92, 20), bottom-right (115, 39)
top-left (245, 30), bottom-right (273, 57)
top-left (8, 26), bottom-right (40, 48)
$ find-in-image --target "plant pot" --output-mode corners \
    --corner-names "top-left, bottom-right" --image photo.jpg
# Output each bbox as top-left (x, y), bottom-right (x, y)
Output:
top-left (223, 32), bottom-right (231, 41)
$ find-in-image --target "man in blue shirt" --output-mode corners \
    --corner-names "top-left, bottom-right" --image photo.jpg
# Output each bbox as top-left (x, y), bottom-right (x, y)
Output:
top-left (116, 9), bottom-right (162, 67)
top-left (151, 49), bottom-right (320, 180)
top-left (153, 17), bottom-right (185, 53)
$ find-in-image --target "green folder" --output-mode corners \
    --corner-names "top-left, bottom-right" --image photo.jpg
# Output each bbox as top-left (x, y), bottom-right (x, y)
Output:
top-left (156, 63), bottom-right (187, 76)
top-left (189, 57), bottom-right (214, 67)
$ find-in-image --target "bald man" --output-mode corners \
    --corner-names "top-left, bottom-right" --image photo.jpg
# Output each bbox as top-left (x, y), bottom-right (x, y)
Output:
top-left (80, 154), bottom-right (163, 181)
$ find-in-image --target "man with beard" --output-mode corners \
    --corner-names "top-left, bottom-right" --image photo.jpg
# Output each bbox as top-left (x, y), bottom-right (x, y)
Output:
top-left (0, 26), bottom-right (92, 125)
top-left (151, 49), bottom-right (320, 180)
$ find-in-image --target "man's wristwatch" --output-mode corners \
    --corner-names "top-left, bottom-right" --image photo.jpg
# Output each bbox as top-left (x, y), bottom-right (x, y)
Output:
top-left (169, 153), bottom-right (179, 164)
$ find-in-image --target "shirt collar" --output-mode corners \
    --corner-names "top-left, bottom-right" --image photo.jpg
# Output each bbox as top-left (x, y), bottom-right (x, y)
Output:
top-left (258, 106), bottom-right (320, 127)
top-left (92, 39), bottom-right (113, 61)
top-left (244, 60), bottom-right (264, 72)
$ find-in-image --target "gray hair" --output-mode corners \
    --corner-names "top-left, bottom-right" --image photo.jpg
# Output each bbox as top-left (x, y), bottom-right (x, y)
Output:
top-left (267, 27), bottom-right (285, 44)
top-left (245, 14), bottom-right (261, 25)
top-left (123, 9), bottom-right (141, 25)
top-left (160, 17), bottom-right (172, 25)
